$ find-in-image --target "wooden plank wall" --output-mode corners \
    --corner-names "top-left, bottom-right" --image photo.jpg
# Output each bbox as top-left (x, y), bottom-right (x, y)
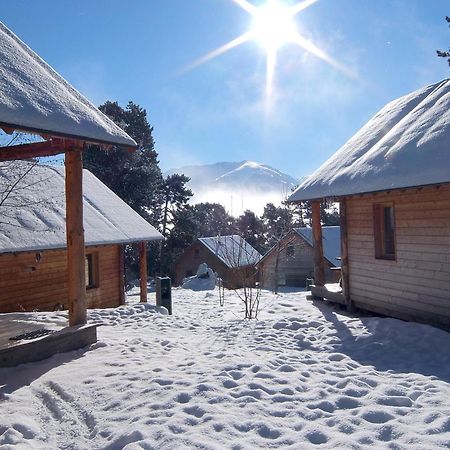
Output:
top-left (0, 244), bottom-right (122, 313)
top-left (259, 234), bottom-right (334, 290)
top-left (174, 241), bottom-right (229, 286)
top-left (347, 184), bottom-right (450, 326)
top-left (174, 241), bottom-right (251, 289)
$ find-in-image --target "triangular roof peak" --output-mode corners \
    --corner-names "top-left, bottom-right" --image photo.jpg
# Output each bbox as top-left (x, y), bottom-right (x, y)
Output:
top-left (289, 78), bottom-right (450, 201)
top-left (198, 235), bottom-right (261, 268)
top-left (0, 22), bottom-right (136, 148)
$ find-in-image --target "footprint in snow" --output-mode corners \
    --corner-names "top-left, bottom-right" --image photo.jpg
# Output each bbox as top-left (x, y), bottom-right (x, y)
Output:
top-left (305, 430), bottom-right (328, 445)
top-left (277, 364), bottom-right (295, 373)
top-left (175, 392), bottom-right (191, 404)
top-left (183, 405), bottom-right (206, 418)
top-left (362, 410), bottom-right (395, 424)
top-left (257, 424), bottom-right (281, 439)
top-left (377, 396), bottom-right (413, 408)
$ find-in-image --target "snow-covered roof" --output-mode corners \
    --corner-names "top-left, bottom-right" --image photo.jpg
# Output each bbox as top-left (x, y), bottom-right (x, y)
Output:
top-left (289, 78), bottom-right (450, 201)
top-left (294, 226), bottom-right (341, 266)
top-left (0, 22), bottom-right (136, 148)
top-left (258, 226), bottom-right (341, 267)
top-left (0, 163), bottom-right (162, 254)
top-left (198, 235), bottom-right (261, 268)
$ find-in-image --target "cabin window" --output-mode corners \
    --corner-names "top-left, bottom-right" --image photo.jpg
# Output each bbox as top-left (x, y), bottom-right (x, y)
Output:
top-left (85, 252), bottom-right (99, 289)
top-left (373, 204), bottom-right (396, 260)
top-left (286, 245), bottom-right (295, 257)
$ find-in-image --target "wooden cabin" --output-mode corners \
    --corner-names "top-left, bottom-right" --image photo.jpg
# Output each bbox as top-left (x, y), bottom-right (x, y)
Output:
top-left (288, 78), bottom-right (450, 328)
top-left (0, 21), bottom-right (138, 365)
top-left (175, 235), bottom-right (262, 288)
top-left (257, 227), bottom-right (341, 290)
top-left (0, 163), bottom-right (163, 313)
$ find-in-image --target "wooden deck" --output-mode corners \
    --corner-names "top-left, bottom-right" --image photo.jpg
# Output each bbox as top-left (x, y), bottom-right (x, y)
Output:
top-left (311, 283), bottom-right (346, 305)
top-left (0, 314), bottom-right (97, 367)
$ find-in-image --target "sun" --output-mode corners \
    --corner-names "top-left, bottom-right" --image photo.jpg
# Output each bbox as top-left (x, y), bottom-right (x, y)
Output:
top-left (183, 0), bottom-right (354, 100)
top-left (251, 1), bottom-right (298, 51)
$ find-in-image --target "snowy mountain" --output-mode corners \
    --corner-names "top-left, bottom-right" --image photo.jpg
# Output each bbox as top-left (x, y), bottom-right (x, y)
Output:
top-left (165, 161), bottom-right (301, 216)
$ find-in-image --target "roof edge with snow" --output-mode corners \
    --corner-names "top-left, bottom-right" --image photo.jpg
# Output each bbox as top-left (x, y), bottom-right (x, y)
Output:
top-left (288, 78), bottom-right (450, 202)
top-left (0, 22), bottom-right (137, 148)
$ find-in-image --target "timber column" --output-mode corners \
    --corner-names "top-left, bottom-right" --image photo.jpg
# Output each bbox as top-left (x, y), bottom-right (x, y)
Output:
top-left (139, 241), bottom-right (148, 303)
top-left (65, 148), bottom-right (87, 326)
top-left (311, 200), bottom-right (325, 286)
top-left (339, 198), bottom-right (352, 310)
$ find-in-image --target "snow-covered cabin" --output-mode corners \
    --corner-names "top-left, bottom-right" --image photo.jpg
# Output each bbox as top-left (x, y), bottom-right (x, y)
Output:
top-left (288, 78), bottom-right (450, 328)
top-left (175, 235), bottom-right (262, 288)
top-left (0, 163), bottom-right (163, 313)
top-left (257, 227), bottom-right (341, 290)
top-left (0, 21), bottom-right (140, 364)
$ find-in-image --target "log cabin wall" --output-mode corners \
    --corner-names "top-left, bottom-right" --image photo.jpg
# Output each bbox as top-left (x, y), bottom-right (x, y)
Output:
top-left (0, 244), bottom-right (122, 313)
top-left (174, 241), bottom-right (229, 286)
top-left (259, 233), bottom-right (334, 290)
top-left (347, 184), bottom-right (450, 326)
top-left (174, 241), bottom-right (252, 289)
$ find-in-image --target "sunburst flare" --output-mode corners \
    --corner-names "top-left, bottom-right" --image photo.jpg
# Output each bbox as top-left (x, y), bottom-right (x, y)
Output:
top-left (184, 0), bottom-right (355, 100)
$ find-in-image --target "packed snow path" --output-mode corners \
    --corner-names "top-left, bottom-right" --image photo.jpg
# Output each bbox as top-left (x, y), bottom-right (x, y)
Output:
top-left (1, 289), bottom-right (450, 449)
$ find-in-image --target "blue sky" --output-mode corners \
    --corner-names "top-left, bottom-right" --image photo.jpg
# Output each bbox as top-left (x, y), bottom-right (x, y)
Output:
top-left (2, 0), bottom-right (449, 179)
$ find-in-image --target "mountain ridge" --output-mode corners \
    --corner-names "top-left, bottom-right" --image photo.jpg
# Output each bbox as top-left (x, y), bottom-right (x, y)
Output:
top-left (164, 160), bottom-right (302, 216)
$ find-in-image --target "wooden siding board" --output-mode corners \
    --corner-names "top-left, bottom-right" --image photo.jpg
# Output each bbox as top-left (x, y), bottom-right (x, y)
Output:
top-left (347, 185), bottom-right (450, 325)
top-left (0, 245), bottom-right (122, 313)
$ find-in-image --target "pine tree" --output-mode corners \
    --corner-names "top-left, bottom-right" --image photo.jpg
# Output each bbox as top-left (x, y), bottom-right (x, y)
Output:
top-left (161, 174), bottom-right (193, 237)
top-left (437, 16), bottom-right (450, 65)
top-left (261, 203), bottom-right (293, 249)
top-left (83, 101), bottom-right (163, 225)
top-left (235, 210), bottom-right (266, 253)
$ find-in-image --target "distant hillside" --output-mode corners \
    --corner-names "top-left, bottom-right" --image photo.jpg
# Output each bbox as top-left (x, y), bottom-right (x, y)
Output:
top-left (165, 160), bottom-right (301, 216)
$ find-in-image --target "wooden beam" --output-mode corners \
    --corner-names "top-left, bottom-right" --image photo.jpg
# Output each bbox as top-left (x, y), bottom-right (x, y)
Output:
top-left (118, 245), bottom-right (125, 306)
top-left (339, 198), bottom-right (352, 310)
top-left (65, 149), bottom-right (87, 326)
top-left (312, 200), bottom-right (325, 286)
top-left (0, 139), bottom-right (75, 162)
top-left (139, 241), bottom-right (148, 303)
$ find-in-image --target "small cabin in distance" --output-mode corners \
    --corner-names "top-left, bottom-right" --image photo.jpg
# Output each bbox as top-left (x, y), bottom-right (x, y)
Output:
top-left (174, 235), bottom-right (261, 289)
top-left (258, 226), bottom-right (341, 290)
top-left (0, 163), bottom-right (163, 313)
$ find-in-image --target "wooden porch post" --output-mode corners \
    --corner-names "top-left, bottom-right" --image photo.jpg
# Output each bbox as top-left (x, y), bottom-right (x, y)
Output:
top-left (339, 198), bottom-right (353, 311)
top-left (139, 241), bottom-right (148, 303)
top-left (312, 200), bottom-right (325, 286)
top-left (119, 244), bottom-right (125, 306)
top-left (65, 149), bottom-right (87, 326)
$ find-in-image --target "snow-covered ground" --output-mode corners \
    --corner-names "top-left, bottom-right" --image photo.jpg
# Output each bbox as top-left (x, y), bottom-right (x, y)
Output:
top-left (1, 288), bottom-right (450, 449)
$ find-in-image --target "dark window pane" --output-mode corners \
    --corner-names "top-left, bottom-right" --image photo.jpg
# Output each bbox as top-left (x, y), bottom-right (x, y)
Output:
top-left (383, 207), bottom-right (395, 256)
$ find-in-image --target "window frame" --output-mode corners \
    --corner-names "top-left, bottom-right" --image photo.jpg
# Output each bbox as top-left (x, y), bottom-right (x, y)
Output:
top-left (85, 252), bottom-right (100, 289)
top-left (373, 203), bottom-right (396, 261)
top-left (286, 245), bottom-right (295, 258)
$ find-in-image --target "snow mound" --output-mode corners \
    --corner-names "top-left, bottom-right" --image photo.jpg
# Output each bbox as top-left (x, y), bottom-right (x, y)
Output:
top-left (181, 263), bottom-right (217, 291)
top-left (88, 303), bottom-right (168, 326)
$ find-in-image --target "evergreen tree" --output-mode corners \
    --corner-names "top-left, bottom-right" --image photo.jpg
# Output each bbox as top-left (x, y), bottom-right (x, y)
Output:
top-left (261, 203), bottom-right (293, 249)
top-left (161, 174), bottom-right (193, 237)
top-left (83, 101), bottom-right (163, 225)
top-left (437, 16), bottom-right (450, 65)
top-left (235, 210), bottom-right (265, 253)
